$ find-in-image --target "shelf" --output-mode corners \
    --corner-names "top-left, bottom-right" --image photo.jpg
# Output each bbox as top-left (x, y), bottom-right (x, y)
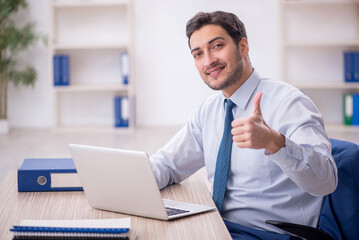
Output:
top-left (50, 0), bottom-right (134, 131)
top-left (283, 41), bottom-right (359, 48)
top-left (289, 81), bottom-right (359, 90)
top-left (283, 0), bottom-right (358, 5)
top-left (52, 125), bottom-right (133, 133)
top-left (325, 123), bottom-right (359, 132)
top-left (53, 42), bottom-right (130, 50)
top-left (54, 84), bottom-right (129, 93)
top-left (280, 0), bottom-right (359, 128)
top-left (53, 0), bottom-right (129, 8)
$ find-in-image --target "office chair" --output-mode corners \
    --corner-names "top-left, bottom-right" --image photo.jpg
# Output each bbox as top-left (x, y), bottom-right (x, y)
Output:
top-left (266, 138), bottom-right (359, 240)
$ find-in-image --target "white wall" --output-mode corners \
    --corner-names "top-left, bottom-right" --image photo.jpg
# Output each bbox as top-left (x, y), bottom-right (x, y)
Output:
top-left (8, 0), bottom-right (52, 128)
top-left (134, 0), bottom-right (280, 126)
top-left (8, 0), bottom-right (279, 128)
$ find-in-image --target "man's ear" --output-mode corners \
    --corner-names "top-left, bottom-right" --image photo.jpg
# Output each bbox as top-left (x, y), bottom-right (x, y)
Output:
top-left (238, 37), bottom-right (249, 57)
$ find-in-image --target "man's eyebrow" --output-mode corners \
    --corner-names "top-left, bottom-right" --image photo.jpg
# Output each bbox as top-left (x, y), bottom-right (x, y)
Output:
top-left (191, 47), bottom-right (200, 54)
top-left (190, 36), bottom-right (225, 54)
top-left (208, 36), bottom-right (225, 44)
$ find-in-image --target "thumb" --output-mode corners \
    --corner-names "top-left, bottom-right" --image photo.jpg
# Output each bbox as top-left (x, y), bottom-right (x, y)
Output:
top-left (253, 92), bottom-right (262, 115)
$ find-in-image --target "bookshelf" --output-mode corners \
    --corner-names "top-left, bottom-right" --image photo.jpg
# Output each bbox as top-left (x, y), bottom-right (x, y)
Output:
top-left (280, 0), bottom-right (359, 131)
top-left (49, 0), bottom-right (134, 131)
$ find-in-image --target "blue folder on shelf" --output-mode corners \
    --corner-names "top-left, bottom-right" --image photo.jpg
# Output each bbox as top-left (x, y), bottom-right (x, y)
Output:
top-left (344, 51), bottom-right (359, 82)
top-left (60, 55), bottom-right (70, 86)
top-left (53, 55), bottom-right (61, 86)
top-left (17, 158), bottom-right (83, 192)
top-left (53, 54), bottom-right (70, 86)
top-left (114, 96), bottom-right (129, 128)
top-left (353, 93), bottom-right (359, 125)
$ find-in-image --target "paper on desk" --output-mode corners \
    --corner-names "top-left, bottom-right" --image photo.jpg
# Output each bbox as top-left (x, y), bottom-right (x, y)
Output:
top-left (18, 218), bottom-right (131, 229)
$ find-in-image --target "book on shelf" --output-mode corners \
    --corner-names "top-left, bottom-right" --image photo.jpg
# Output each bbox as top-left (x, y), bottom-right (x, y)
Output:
top-left (120, 52), bottom-right (130, 85)
top-left (114, 96), bottom-right (129, 128)
top-left (344, 51), bottom-right (353, 82)
top-left (344, 51), bottom-right (359, 83)
top-left (10, 218), bottom-right (134, 240)
top-left (353, 93), bottom-right (359, 126)
top-left (343, 93), bottom-right (359, 126)
top-left (343, 93), bottom-right (353, 125)
top-left (53, 55), bottom-right (61, 86)
top-left (18, 158), bottom-right (83, 192)
top-left (53, 54), bottom-right (70, 86)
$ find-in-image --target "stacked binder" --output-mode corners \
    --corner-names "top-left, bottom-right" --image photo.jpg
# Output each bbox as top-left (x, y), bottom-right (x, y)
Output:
top-left (10, 218), bottom-right (133, 240)
top-left (114, 96), bottom-right (129, 128)
top-left (53, 54), bottom-right (70, 86)
top-left (17, 158), bottom-right (83, 192)
top-left (343, 93), bottom-right (359, 126)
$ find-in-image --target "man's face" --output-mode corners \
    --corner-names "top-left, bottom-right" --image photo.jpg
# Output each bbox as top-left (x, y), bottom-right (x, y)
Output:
top-left (189, 24), bottom-right (244, 94)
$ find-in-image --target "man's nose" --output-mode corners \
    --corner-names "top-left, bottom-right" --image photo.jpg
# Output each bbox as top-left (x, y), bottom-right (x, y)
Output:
top-left (203, 52), bottom-right (217, 68)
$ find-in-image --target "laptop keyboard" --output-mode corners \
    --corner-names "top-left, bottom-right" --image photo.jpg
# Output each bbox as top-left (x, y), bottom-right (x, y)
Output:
top-left (165, 207), bottom-right (190, 216)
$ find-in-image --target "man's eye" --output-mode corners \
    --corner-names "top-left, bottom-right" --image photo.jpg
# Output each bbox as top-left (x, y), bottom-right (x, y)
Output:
top-left (193, 52), bottom-right (201, 58)
top-left (214, 44), bottom-right (223, 49)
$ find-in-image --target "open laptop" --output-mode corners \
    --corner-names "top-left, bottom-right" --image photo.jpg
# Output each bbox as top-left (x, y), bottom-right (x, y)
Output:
top-left (69, 144), bottom-right (216, 220)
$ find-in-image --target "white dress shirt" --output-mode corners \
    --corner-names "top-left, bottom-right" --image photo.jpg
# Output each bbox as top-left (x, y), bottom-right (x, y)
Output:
top-left (149, 69), bottom-right (338, 233)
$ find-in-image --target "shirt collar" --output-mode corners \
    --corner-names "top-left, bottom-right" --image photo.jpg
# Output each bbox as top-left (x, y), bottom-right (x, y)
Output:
top-left (221, 69), bottom-right (261, 110)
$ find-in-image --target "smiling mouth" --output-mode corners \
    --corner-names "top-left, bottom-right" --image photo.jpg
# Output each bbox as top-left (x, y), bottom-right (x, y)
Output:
top-left (207, 66), bottom-right (225, 77)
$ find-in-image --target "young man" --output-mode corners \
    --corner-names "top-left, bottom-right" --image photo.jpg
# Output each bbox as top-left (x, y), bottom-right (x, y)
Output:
top-left (149, 11), bottom-right (337, 239)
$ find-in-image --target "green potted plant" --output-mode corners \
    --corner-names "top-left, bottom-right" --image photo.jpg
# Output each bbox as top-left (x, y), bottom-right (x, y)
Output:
top-left (0, 0), bottom-right (43, 134)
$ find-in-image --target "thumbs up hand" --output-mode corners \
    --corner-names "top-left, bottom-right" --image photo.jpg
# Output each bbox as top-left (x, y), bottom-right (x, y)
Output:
top-left (231, 92), bottom-right (285, 154)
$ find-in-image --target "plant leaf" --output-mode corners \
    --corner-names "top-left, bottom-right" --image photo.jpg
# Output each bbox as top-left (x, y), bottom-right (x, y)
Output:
top-left (0, 21), bottom-right (39, 54)
top-left (0, 0), bottom-right (27, 21)
top-left (7, 66), bottom-right (37, 87)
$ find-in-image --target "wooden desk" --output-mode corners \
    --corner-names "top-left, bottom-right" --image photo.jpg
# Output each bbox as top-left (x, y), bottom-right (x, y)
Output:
top-left (0, 171), bottom-right (231, 239)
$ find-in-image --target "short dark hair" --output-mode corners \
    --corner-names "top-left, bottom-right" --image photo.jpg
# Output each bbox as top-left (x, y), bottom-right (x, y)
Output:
top-left (186, 11), bottom-right (247, 47)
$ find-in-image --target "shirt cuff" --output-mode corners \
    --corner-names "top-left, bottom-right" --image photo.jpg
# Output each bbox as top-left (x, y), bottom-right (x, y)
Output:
top-left (265, 137), bottom-right (303, 170)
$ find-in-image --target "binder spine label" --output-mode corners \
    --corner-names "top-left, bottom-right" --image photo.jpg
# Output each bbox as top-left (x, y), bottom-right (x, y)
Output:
top-left (345, 95), bottom-right (353, 117)
top-left (50, 173), bottom-right (82, 188)
top-left (120, 52), bottom-right (129, 85)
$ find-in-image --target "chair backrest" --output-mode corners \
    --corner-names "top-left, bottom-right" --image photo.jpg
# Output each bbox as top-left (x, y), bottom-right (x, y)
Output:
top-left (318, 138), bottom-right (359, 240)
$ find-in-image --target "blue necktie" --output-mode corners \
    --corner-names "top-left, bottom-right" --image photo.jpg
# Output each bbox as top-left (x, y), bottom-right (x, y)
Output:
top-left (213, 99), bottom-right (235, 212)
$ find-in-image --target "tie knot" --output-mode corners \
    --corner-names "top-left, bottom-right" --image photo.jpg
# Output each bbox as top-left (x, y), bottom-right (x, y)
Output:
top-left (226, 99), bottom-right (236, 112)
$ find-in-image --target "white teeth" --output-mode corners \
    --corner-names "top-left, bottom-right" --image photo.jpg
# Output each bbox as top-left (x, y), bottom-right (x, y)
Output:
top-left (209, 68), bottom-right (222, 75)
